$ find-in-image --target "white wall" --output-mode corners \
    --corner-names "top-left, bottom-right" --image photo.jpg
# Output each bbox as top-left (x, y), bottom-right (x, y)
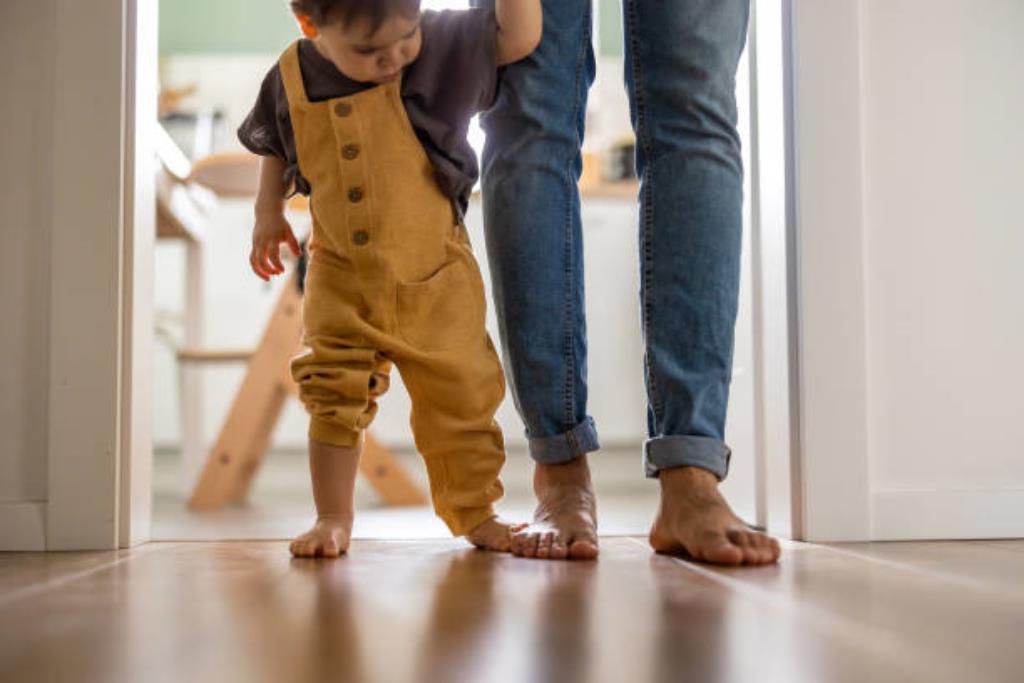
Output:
top-left (791, 0), bottom-right (1024, 540)
top-left (0, 1), bottom-right (56, 550)
top-left (2, 0), bottom-right (152, 551)
top-left (860, 0), bottom-right (1024, 538)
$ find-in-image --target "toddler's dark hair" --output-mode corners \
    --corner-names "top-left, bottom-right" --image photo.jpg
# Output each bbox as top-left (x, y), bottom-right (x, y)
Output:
top-left (291, 0), bottom-right (422, 33)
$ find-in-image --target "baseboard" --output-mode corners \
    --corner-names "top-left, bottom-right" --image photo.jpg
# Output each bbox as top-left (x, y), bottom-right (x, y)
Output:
top-left (872, 489), bottom-right (1024, 540)
top-left (0, 502), bottom-right (46, 550)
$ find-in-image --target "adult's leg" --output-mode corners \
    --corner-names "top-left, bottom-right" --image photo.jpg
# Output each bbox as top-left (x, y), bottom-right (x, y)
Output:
top-left (473, 0), bottom-right (598, 559)
top-left (622, 0), bottom-right (778, 564)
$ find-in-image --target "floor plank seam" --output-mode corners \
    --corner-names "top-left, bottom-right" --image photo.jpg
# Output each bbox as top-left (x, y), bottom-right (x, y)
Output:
top-left (624, 538), bottom-right (972, 683)
top-left (816, 543), bottom-right (1024, 602)
top-left (978, 540), bottom-right (1024, 555)
top-left (0, 543), bottom-right (165, 608)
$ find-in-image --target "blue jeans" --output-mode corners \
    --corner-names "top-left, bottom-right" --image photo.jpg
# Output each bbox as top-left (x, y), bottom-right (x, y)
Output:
top-left (472, 0), bottom-right (750, 480)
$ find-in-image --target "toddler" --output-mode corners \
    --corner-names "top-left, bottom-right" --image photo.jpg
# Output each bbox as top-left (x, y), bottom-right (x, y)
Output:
top-left (238, 0), bottom-right (542, 556)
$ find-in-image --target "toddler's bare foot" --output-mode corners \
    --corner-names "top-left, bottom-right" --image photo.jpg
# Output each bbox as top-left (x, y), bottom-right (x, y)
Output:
top-left (465, 516), bottom-right (524, 553)
top-left (292, 440), bottom-right (360, 558)
top-left (290, 515), bottom-right (353, 558)
top-left (649, 466), bottom-right (780, 565)
top-left (511, 456), bottom-right (599, 560)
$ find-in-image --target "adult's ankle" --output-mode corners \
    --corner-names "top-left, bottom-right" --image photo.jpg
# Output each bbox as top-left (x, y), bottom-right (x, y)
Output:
top-left (534, 454), bottom-right (591, 486)
top-left (658, 465), bottom-right (719, 491)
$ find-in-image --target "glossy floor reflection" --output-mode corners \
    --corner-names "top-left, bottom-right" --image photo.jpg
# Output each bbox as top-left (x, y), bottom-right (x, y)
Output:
top-left (2, 538), bottom-right (1023, 682)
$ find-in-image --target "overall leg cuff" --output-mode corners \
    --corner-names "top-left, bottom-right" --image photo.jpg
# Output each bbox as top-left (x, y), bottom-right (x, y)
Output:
top-left (527, 416), bottom-right (601, 465)
top-left (644, 435), bottom-right (731, 481)
top-left (309, 419), bottom-right (362, 449)
top-left (445, 505), bottom-right (498, 538)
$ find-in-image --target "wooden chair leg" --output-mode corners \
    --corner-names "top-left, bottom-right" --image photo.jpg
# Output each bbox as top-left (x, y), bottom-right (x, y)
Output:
top-left (360, 433), bottom-right (429, 507)
top-left (224, 387), bottom-right (288, 504)
top-left (188, 283), bottom-right (303, 510)
top-left (179, 239), bottom-right (205, 489)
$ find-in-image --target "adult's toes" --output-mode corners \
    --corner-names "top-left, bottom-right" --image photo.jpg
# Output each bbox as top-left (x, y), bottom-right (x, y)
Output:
top-left (750, 533), bottom-right (775, 563)
top-left (724, 529), bottom-right (758, 564)
top-left (702, 542), bottom-right (744, 565)
top-left (536, 532), bottom-right (555, 559)
top-left (567, 535), bottom-right (599, 560)
top-left (742, 532), bottom-right (767, 563)
top-left (512, 531), bottom-right (539, 557)
top-left (702, 532), bottom-right (744, 565)
top-left (549, 539), bottom-right (569, 560)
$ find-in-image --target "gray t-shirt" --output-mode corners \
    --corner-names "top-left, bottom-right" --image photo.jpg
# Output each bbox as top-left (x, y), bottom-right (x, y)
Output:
top-left (237, 9), bottom-right (497, 217)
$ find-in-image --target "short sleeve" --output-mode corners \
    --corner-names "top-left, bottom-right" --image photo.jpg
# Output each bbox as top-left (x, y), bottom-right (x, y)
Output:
top-left (237, 64), bottom-right (289, 159)
top-left (237, 63), bottom-right (307, 195)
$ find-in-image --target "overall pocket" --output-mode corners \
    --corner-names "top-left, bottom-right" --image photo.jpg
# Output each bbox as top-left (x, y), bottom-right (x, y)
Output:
top-left (396, 256), bottom-right (484, 353)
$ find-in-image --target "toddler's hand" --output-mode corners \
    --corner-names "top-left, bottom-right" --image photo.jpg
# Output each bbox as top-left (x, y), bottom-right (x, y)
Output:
top-left (250, 210), bottom-right (301, 281)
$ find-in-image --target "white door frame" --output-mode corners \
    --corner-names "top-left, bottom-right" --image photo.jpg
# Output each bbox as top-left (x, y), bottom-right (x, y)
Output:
top-left (750, 0), bottom-right (876, 542)
top-left (747, 0), bottom-right (803, 540)
top-left (47, 0), bottom-right (857, 549)
top-left (782, 0), bottom-right (872, 541)
top-left (47, 0), bottom-right (155, 550)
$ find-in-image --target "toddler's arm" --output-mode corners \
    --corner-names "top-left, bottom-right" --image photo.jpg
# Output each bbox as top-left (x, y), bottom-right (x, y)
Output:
top-left (495, 0), bottom-right (542, 66)
top-left (250, 155), bottom-right (301, 281)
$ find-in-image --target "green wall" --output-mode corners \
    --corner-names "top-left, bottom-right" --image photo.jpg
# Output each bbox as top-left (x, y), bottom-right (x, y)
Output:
top-left (597, 0), bottom-right (622, 57)
top-left (160, 0), bottom-right (298, 54)
top-left (160, 0), bottom-right (622, 56)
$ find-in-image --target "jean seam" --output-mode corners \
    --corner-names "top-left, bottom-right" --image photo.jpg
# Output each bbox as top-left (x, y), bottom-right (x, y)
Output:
top-left (561, 1), bottom-right (592, 432)
top-left (626, 0), bottom-right (663, 425)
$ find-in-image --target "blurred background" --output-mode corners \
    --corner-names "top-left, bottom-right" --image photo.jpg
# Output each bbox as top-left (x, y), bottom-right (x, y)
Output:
top-left (151, 0), bottom-right (758, 540)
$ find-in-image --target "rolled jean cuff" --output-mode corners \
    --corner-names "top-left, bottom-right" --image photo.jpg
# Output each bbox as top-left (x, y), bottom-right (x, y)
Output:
top-left (527, 416), bottom-right (601, 465)
top-left (644, 435), bottom-right (731, 481)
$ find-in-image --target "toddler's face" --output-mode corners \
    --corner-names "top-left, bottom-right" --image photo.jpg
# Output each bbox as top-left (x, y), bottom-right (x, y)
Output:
top-left (313, 11), bottom-right (423, 85)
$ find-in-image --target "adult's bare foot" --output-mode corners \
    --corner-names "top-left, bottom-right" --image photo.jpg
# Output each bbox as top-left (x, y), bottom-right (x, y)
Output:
top-left (511, 456), bottom-right (599, 560)
top-left (290, 514), bottom-right (353, 558)
top-left (465, 516), bottom-right (524, 553)
top-left (649, 466), bottom-right (780, 565)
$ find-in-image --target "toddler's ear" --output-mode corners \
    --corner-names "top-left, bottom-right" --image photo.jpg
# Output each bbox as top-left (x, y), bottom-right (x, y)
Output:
top-left (294, 11), bottom-right (318, 38)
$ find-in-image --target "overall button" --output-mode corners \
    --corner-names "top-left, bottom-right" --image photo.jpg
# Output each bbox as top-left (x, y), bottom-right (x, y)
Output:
top-left (352, 230), bottom-right (370, 246)
top-left (342, 143), bottom-right (360, 160)
top-left (348, 187), bottom-right (364, 203)
top-left (334, 102), bottom-right (352, 117)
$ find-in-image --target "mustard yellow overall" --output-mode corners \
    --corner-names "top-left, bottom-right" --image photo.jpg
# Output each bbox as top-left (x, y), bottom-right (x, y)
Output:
top-left (279, 42), bottom-right (506, 535)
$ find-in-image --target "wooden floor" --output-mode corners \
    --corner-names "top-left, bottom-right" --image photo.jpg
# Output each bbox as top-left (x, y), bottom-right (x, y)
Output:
top-left (2, 538), bottom-right (1023, 682)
